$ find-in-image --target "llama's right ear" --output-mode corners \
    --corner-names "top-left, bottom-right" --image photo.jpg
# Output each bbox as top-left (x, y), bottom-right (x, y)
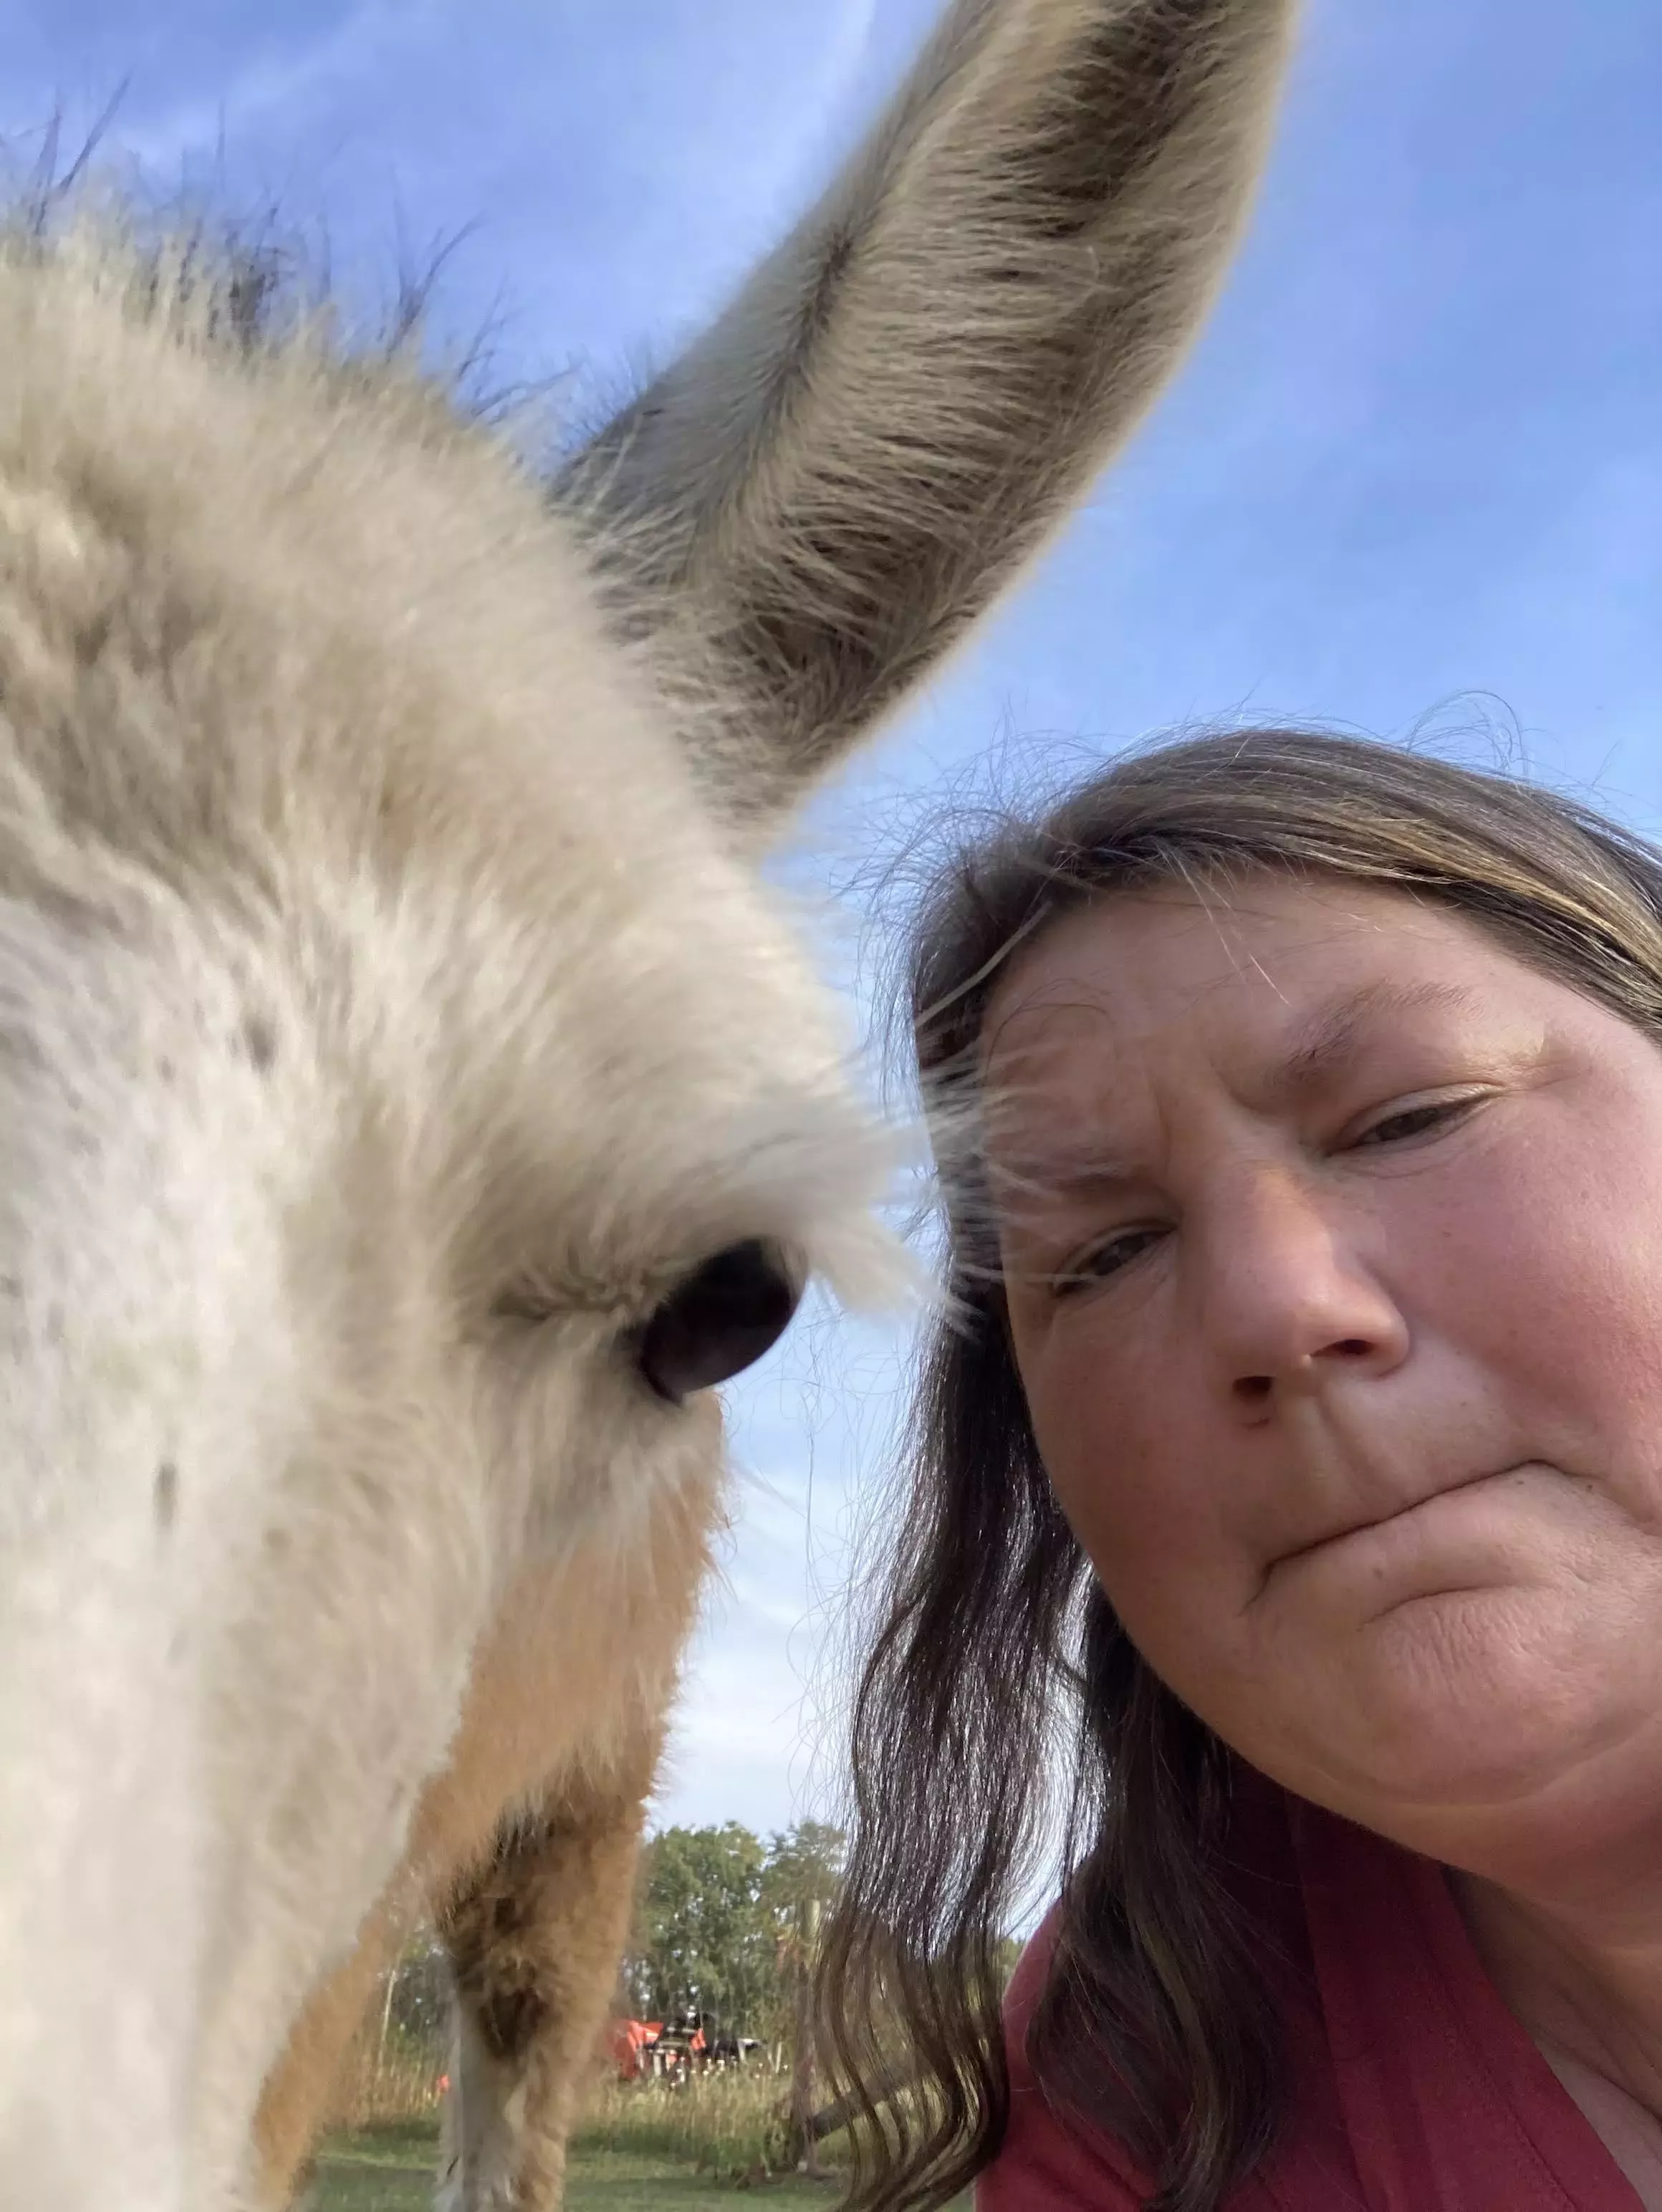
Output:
top-left (557, 0), bottom-right (1300, 834)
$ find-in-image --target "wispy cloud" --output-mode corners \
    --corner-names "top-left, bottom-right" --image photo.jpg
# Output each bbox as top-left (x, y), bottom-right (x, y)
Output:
top-left (107, 1), bottom-right (459, 172)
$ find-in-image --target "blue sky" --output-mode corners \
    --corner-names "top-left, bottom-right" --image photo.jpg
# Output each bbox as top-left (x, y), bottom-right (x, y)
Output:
top-left (11, 1), bottom-right (1659, 1843)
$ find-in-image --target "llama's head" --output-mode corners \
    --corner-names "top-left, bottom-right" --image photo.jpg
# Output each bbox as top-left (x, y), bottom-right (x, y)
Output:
top-left (0, 1), bottom-right (1298, 2201)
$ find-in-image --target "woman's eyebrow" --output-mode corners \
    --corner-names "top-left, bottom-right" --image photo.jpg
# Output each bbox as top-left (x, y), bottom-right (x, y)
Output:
top-left (1272, 978), bottom-right (1482, 1093)
top-left (984, 978), bottom-right (1486, 1206)
top-left (982, 1127), bottom-right (1144, 1205)
top-left (988, 978), bottom-right (1484, 1200)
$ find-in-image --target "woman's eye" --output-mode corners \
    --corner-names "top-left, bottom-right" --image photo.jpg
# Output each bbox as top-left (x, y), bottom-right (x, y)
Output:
top-left (1353, 1095), bottom-right (1476, 1148)
top-left (1052, 1226), bottom-right (1163, 1295)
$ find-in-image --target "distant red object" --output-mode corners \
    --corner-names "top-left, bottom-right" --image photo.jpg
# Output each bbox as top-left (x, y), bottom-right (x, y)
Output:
top-left (605, 2019), bottom-right (662, 2081)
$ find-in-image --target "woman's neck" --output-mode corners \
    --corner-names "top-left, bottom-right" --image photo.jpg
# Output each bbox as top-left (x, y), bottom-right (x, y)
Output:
top-left (1454, 1868), bottom-right (1662, 2208)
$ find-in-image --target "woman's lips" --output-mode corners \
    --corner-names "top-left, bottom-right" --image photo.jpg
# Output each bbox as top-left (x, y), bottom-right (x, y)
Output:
top-left (1267, 1464), bottom-right (1534, 1579)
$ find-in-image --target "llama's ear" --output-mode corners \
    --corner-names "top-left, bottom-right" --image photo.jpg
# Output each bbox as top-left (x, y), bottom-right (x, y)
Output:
top-left (557, 0), bottom-right (1299, 829)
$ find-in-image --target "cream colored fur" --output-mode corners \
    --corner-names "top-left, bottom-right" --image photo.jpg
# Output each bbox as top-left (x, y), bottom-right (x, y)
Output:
top-left (0, 2), bottom-right (1299, 2206)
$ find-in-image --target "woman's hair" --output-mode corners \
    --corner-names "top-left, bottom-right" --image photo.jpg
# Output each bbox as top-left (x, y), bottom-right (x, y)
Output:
top-left (817, 727), bottom-right (1662, 2212)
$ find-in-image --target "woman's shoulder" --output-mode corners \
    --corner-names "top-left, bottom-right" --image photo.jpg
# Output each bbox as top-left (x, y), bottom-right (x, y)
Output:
top-left (979, 1773), bottom-right (1640, 2211)
top-left (978, 1771), bottom-right (1315, 2210)
top-left (977, 1903), bottom-right (1153, 2210)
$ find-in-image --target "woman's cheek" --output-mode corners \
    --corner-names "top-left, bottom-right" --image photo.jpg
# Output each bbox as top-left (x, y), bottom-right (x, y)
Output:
top-left (1034, 1350), bottom-right (1221, 1597)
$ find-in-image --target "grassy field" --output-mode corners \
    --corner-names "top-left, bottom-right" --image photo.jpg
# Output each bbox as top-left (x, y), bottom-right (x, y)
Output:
top-left (311, 2120), bottom-right (971, 2210)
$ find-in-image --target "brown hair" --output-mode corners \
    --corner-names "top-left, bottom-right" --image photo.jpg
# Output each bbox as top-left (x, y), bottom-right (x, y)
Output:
top-left (817, 727), bottom-right (1662, 2212)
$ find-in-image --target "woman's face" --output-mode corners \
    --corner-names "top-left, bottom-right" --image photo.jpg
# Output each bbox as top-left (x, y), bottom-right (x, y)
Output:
top-left (985, 875), bottom-right (1662, 1890)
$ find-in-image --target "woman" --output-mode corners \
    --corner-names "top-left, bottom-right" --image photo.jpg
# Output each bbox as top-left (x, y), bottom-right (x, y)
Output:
top-left (820, 728), bottom-right (1662, 2212)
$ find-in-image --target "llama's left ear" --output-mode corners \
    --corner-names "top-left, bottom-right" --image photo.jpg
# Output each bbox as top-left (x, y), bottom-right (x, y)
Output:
top-left (558, 0), bottom-right (1300, 832)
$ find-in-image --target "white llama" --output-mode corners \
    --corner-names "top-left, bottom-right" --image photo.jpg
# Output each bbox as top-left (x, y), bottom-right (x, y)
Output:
top-left (0, 1), bottom-right (1299, 2206)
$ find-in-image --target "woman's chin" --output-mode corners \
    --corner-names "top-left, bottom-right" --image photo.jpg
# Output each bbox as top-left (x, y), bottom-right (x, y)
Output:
top-left (1241, 1584), bottom-right (1662, 1834)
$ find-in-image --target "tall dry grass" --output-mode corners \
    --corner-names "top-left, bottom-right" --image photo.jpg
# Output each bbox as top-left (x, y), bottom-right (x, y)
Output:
top-left (322, 1948), bottom-right (851, 2185)
top-left (574, 2069), bottom-right (845, 2184)
top-left (325, 1994), bottom-right (823, 2185)
top-left (332, 2021), bottom-right (448, 2131)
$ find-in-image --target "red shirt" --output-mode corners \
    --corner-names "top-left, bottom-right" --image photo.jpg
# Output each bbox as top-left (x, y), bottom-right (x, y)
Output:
top-left (980, 1781), bottom-right (1640, 2210)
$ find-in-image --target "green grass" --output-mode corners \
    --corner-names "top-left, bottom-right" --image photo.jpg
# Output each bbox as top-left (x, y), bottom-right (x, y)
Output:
top-left (308, 2124), bottom-right (436, 2212)
top-left (573, 2071), bottom-right (802, 2183)
top-left (311, 2121), bottom-right (969, 2209)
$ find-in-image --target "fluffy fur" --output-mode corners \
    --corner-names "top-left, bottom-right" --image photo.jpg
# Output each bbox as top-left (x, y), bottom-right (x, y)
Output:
top-left (0, 3), bottom-right (1298, 2206)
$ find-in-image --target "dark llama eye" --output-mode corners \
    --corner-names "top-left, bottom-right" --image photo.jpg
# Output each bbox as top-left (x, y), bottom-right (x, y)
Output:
top-left (635, 1240), bottom-right (804, 1404)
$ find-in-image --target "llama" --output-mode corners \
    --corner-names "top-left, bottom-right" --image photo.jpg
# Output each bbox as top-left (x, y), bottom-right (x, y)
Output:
top-left (0, 1), bottom-right (1300, 2206)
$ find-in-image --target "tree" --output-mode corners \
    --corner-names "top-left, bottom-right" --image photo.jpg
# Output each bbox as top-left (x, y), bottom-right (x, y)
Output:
top-left (625, 1822), bottom-right (773, 2029)
top-left (759, 1819), bottom-right (845, 1938)
top-left (620, 1820), bottom-right (847, 2043)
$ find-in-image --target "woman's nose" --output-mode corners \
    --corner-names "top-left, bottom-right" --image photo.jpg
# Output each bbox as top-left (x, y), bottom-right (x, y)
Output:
top-left (1194, 1166), bottom-right (1408, 1416)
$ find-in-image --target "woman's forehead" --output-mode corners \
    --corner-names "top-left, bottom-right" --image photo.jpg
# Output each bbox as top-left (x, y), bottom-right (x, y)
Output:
top-left (979, 877), bottom-right (1530, 1089)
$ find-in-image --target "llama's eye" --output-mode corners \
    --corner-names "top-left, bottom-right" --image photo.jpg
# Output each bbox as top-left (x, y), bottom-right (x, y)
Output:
top-left (635, 1240), bottom-right (803, 1405)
